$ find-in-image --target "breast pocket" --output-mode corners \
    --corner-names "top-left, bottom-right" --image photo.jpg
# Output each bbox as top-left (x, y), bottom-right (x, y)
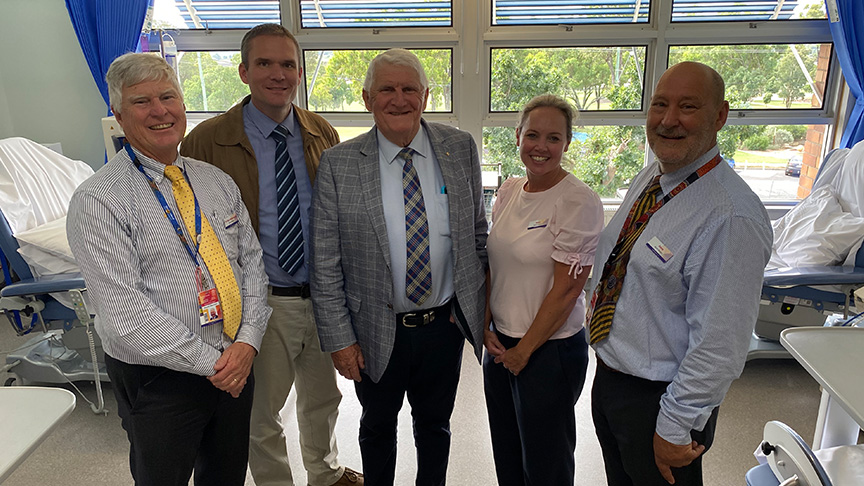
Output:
top-left (212, 209), bottom-right (240, 260)
top-left (433, 194), bottom-right (451, 237)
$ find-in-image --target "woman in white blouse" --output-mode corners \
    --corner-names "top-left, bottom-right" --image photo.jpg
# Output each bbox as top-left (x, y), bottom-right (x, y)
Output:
top-left (483, 94), bottom-right (604, 485)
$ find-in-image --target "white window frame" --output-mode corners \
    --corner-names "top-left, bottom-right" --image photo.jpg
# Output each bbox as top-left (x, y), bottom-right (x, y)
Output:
top-left (164, 0), bottom-right (844, 169)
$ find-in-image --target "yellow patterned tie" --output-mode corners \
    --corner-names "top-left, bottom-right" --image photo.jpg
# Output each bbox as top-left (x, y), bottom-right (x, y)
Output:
top-left (164, 165), bottom-right (242, 340)
top-left (587, 175), bottom-right (662, 344)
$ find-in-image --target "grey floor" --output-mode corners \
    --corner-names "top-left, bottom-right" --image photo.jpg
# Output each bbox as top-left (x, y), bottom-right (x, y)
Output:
top-left (1, 320), bottom-right (822, 486)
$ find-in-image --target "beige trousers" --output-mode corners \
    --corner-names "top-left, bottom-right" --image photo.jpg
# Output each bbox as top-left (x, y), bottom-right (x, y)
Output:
top-left (249, 293), bottom-right (345, 486)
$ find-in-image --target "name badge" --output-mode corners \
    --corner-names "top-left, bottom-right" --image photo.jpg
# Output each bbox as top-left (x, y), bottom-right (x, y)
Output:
top-left (199, 288), bottom-right (224, 327)
top-left (646, 236), bottom-right (673, 262)
top-left (224, 213), bottom-right (239, 229)
top-left (527, 218), bottom-right (548, 230)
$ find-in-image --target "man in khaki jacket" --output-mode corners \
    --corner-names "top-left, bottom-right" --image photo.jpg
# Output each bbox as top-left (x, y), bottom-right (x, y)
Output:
top-left (181, 23), bottom-right (362, 486)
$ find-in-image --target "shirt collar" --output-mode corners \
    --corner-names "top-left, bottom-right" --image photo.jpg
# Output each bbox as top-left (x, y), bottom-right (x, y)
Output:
top-left (128, 146), bottom-right (182, 182)
top-left (378, 126), bottom-right (429, 165)
top-left (656, 145), bottom-right (720, 191)
top-left (243, 101), bottom-right (296, 139)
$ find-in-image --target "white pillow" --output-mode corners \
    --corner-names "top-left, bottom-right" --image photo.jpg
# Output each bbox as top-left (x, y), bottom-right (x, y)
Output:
top-left (769, 185), bottom-right (864, 269)
top-left (14, 216), bottom-right (78, 277)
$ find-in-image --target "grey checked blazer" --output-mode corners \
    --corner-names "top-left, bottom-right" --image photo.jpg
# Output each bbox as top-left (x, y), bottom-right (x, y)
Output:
top-left (310, 120), bottom-right (488, 383)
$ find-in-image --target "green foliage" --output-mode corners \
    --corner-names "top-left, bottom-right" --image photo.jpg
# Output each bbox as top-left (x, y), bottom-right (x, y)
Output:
top-left (570, 126), bottom-right (645, 197)
top-left (178, 52), bottom-right (247, 112)
top-left (780, 124), bottom-right (808, 141)
top-left (744, 134), bottom-right (771, 151)
top-left (766, 127), bottom-right (793, 148)
top-left (305, 49), bottom-right (452, 111)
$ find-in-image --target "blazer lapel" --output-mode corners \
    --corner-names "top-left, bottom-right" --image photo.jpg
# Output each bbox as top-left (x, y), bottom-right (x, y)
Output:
top-left (357, 128), bottom-right (392, 271)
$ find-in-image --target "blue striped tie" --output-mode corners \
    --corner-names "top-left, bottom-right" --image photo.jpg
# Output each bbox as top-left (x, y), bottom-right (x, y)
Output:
top-left (399, 147), bottom-right (432, 306)
top-left (271, 125), bottom-right (304, 274)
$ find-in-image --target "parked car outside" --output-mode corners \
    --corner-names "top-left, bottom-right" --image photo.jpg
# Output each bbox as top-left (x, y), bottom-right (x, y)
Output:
top-left (785, 154), bottom-right (803, 177)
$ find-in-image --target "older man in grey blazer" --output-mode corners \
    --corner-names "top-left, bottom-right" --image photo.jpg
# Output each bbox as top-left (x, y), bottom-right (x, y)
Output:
top-left (310, 49), bottom-right (488, 486)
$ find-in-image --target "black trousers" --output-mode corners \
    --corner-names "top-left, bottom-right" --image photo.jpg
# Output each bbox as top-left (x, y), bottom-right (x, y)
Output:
top-left (105, 353), bottom-right (254, 486)
top-left (591, 361), bottom-right (719, 486)
top-left (483, 329), bottom-right (589, 486)
top-left (354, 315), bottom-right (465, 486)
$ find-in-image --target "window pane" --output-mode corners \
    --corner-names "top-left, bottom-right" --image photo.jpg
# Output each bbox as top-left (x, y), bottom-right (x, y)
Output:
top-left (483, 125), bottom-right (646, 198)
top-left (493, 1), bottom-right (649, 25)
top-left (720, 124), bottom-right (826, 200)
top-left (305, 49), bottom-right (452, 112)
top-left (490, 47), bottom-right (646, 112)
top-left (668, 43), bottom-right (832, 110)
top-left (671, 0), bottom-right (826, 23)
top-left (300, 0), bottom-right (452, 28)
top-left (332, 125), bottom-right (374, 142)
top-left (152, 0), bottom-right (280, 30)
top-left (178, 51), bottom-right (248, 111)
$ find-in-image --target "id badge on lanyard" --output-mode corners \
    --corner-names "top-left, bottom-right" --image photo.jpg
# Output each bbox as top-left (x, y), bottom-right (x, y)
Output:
top-left (197, 267), bottom-right (224, 327)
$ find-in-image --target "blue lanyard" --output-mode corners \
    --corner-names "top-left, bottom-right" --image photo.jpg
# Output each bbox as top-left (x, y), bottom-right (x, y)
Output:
top-left (126, 144), bottom-right (201, 267)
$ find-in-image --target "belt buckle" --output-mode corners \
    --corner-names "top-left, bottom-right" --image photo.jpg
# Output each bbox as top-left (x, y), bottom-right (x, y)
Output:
top-left (402, 310), bottom-right (434, 327)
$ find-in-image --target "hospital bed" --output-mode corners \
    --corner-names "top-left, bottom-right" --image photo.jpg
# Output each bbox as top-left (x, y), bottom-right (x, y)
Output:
top-left (748, 141), bottom-right (864, 359)
top-left (0, 137), bottom-right (107, 414)
top-left (746, 326), bottom-right (864, 486)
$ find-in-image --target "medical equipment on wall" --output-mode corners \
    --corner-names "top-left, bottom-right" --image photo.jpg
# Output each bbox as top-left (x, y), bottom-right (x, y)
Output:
top-left (0, 137), bottom-right (107, 414)
top-left (748, 141), bottom-right (864, 360)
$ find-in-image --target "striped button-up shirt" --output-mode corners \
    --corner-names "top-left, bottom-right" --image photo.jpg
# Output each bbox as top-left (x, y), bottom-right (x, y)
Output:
top-left (67, 148), bottom-right (271, 376)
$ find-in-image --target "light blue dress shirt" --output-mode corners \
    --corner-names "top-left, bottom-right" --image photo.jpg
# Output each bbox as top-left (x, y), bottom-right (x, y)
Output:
top-left (377, 127), bottom-right (454, 312)
top-left (243, 102), bottom-right (313, 287)
top-left (589, 145), bottom-right (772, 444)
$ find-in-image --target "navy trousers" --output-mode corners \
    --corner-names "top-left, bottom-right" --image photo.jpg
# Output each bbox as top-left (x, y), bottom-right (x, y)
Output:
top-left (354, 315), bottom-right (465, 486)
top-left (105, 353), bottom-right (254, 486)
top-left (483, 328), bottom-right (589, 486)
top-left (591, 361), bottom-right (719, 486)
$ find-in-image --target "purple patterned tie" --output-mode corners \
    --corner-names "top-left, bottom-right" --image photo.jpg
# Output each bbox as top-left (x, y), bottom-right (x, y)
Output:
top-left (399, 147), bottom-right (432, 306)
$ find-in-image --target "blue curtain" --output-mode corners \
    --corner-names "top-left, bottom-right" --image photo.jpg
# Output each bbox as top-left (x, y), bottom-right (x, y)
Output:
top-left (65, 0), bottom-right (151, 111)
top-left (828, 0), bottom-right (864, 148)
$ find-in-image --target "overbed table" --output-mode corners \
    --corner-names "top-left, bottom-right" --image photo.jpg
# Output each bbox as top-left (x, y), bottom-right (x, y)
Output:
top-left (0, 386), bottom-right (76, 482)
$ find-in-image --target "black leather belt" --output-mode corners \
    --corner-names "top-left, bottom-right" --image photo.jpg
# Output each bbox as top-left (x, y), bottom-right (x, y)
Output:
top-left (271, 284), bottom-right (311, 299)
top-left (596, 355), bottom-right (620, 373)
top-left (396, 301), bottom-right (451, 328)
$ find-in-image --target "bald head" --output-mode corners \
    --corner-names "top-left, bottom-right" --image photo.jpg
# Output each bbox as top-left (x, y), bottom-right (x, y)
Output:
top-left (659, 62), bottom-right (725, 110)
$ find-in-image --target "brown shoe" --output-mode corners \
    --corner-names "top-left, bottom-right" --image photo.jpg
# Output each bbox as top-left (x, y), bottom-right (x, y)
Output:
top-left (331, 467), bottom-right (363, 485)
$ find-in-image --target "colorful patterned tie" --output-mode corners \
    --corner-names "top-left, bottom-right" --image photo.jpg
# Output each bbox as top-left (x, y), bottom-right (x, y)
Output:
top-left (164, 165), bottom-right (242, 340)
top-left (271, 125), bottom-right (305, 274)
top-left (400, 147), bottom-right (432, 306)
top-left (588, 175), bottom-right (663, 344)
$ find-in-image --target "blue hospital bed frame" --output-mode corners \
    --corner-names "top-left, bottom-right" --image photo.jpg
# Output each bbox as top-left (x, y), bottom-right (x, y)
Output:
top-left (0, 207), bottom-right (107, 414)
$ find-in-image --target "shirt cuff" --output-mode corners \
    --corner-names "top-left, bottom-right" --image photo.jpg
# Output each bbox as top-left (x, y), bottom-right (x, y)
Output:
top-left (655, 407), bottom-right (696, 445)
top-left (194, 346), bottom-right (223, 376)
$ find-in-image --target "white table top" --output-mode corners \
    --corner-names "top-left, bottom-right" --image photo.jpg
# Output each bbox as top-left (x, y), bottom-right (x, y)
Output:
top-left (0, 387), bottom-right (76, 483)
top-left (781, 326), bottom-right (864, 428)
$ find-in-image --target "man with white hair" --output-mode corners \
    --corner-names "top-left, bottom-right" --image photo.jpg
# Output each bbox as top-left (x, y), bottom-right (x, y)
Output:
top-left (311, 49), bottom-right (488, 485)
top-left (68, 53), bottom-right (270, 486)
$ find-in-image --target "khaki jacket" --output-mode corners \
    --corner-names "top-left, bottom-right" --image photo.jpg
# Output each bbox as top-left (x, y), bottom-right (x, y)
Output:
top-left (180, 95), bottom-right (340, 235)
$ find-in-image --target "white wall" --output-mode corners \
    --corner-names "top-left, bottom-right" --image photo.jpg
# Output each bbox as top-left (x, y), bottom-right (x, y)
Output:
top-left (0, 0), bottom-right (107, 169)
